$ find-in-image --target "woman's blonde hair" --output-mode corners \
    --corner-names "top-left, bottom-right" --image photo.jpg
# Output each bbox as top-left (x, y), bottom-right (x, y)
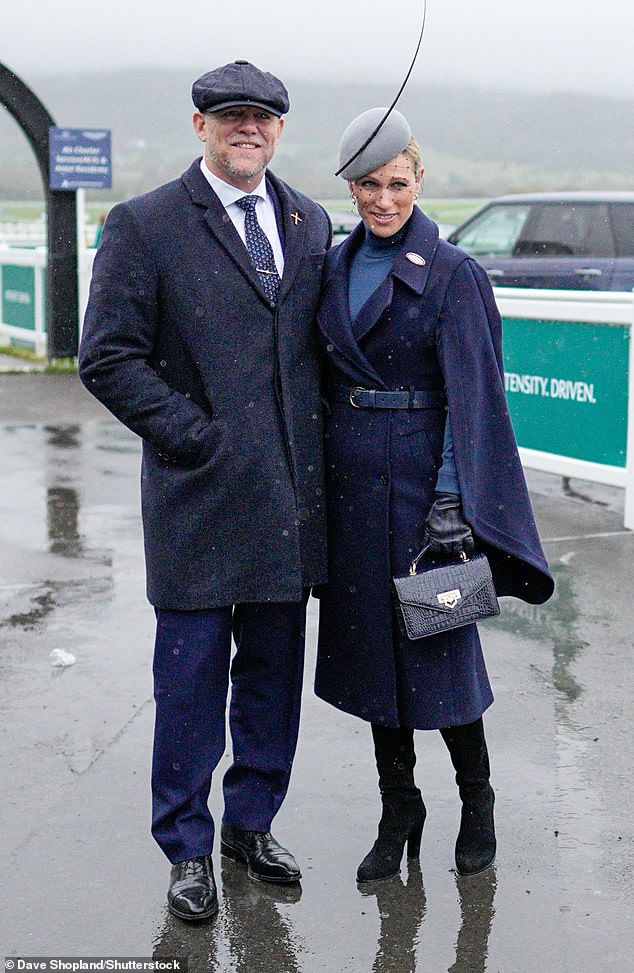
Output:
top-left (402, 137), bottom-right (423, 178)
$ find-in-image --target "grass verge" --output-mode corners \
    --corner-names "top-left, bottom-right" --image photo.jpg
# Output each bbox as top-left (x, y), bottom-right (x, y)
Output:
top-left (0, 346), bottom-right (77, 373)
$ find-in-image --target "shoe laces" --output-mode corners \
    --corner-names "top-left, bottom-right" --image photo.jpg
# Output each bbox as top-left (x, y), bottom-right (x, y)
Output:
top-left (183, 855), bottom-right (208, 876)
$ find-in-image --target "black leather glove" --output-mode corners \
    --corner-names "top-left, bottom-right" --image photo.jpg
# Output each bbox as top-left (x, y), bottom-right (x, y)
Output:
top-left (424, 493), bottom-right (475, 557)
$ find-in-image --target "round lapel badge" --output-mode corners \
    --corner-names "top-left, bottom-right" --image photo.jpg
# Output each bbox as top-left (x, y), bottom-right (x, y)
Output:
top-left (406, 252), bottom-right (426, 266)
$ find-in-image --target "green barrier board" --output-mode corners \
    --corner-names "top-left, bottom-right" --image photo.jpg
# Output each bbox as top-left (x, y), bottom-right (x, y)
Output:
top-left (1, 264), bottom-right (36, 331)
top-left (503, 317), bottom-right (629, 469)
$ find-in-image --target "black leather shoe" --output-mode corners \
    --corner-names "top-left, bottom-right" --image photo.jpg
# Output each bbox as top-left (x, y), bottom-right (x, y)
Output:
top-left (167, 854), bottom-right (218, 921)
top-left (220, 825), bottom-right (301, 884)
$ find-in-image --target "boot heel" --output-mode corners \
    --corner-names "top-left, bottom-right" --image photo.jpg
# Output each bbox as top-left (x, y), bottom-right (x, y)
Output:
top-left (357, 796), bottom-right (426, 883)
top-left (407, 820), bottom-right (424, 859)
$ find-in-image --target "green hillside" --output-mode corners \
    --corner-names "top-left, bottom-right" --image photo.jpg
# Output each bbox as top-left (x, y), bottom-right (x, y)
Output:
top-left (1, 69), bottom-right (632, 202)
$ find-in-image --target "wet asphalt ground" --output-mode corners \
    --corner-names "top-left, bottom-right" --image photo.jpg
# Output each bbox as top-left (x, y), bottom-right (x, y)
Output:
top-left (0, 374), bottom-right (632, 972)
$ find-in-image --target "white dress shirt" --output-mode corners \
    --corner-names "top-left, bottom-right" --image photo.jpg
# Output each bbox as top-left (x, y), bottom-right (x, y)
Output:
top-left (200, 159), bottom-right (285, 277)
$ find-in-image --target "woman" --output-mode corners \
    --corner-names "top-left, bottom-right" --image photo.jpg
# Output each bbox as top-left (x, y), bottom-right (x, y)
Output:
top-left (315, 108), bottom-right (554, 882)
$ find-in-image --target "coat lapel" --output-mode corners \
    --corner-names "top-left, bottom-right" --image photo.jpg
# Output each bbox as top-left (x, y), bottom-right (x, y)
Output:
top-left (181, 161), bottom-right (275, 305)
top-left (318, 209), bottom-right (442, 385)
top-left (317, 223), bottom-right (385, 387)
top-left (352, 208), bottom-right (441, 342)
top-left (266, 172), bottom-right (309, 301)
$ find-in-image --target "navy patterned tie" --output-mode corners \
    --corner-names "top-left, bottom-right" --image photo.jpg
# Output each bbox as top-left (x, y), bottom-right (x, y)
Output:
top-left (236, 195), bottom-right (281, 305)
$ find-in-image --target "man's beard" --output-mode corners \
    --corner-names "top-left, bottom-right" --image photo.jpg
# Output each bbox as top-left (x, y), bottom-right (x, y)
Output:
top-left (209, 147), bottom-right (266, 183)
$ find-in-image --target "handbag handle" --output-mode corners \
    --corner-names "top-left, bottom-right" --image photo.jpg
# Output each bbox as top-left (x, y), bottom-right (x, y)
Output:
top-left (409, 544), bottom-right (468, 576)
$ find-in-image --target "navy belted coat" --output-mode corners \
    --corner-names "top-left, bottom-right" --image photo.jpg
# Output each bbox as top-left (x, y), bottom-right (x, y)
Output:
top-left (79, 160), bottom-right (331, 609)
top-left (315, 208), bottom-right (554, 730)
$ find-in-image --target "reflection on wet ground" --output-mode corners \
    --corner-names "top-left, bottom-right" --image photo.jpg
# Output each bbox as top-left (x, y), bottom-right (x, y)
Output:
top-left (0, 421), bottom-right (136, 634)
top-left (47, 486), bottom-right (83, 557)
top-left (489, 532), bottom-right (615, 902)
top-left (0, 577), bottom-right (114, 633)
top-left (44, 423), bottom-right (82, 450)
top-left (152, 860), bottom-right (498, 972)
top-left (490, 562), bottom-right (585, 705)
top-left (360, 862), bottom-right (426, 973)
top-left (0, 422), bottom-right (139, 652)
top-left (449, 870), bottom-right (496, 973)
top-left (1, 385), bottom-right (632, 970)
top-left (154, 861), bottom-right (306, 972)
top-left (0, 415), bottom-right (145, 788)
top-left (1, 583), bottom-right (56, 629)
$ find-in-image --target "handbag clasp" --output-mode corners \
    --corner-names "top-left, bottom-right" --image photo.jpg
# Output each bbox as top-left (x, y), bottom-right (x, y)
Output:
top-left (437, 589), bottom-right (462, 609)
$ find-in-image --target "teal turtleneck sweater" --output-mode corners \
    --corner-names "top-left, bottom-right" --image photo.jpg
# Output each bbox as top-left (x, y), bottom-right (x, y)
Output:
top-left (347, 222), bottom-right (460, 495)
top-left (348, 223), bottom-right (407, 323)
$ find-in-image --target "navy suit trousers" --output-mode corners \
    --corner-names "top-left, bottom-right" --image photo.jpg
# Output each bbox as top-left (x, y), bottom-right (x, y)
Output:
top-left (151, 595), bottom-right (308, 863)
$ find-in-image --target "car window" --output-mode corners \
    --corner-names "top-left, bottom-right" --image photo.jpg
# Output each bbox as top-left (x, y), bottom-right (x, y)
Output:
top-left (453, 204), bottom-right (530, 257)
top-left (610, 204), bottom-right (634, 256)
top-left (514, 203), bottom-right (613, 257)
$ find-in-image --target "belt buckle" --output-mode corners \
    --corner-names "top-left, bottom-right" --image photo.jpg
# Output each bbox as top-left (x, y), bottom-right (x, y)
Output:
top-left (349, 387), bottom-right (366, 409)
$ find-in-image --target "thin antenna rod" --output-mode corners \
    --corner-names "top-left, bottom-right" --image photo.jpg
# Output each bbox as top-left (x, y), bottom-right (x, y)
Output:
top-left (335, 0), bottom-right (428, 177)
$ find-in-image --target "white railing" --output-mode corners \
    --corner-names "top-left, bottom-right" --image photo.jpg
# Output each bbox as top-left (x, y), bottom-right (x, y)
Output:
top-left (0, 244), bottom-right (95, 357)
top-left (0, 222), bottom-right (98, 248)
top-left (0, 221), bottom-right (46, 247)
top-left (0, 245), bottom-right (48, 356)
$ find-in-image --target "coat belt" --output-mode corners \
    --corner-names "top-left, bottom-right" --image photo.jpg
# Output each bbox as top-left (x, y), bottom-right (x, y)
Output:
top-left (330, 385), bottom-right (447, 410)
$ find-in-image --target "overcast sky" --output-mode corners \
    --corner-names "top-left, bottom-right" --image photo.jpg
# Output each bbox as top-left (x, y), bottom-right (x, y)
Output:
top-left (1, 0), bottom-right (631, 98)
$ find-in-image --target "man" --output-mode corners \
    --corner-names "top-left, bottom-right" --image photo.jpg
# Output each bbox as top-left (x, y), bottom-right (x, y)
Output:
top-left (79, 60), bottom-right (331, 921)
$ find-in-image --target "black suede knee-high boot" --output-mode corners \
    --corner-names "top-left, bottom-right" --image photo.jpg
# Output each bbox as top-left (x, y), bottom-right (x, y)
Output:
top-left (440, 718), bottom-right (496, 876)
top-left (357, 725), bottom-right (427, 883)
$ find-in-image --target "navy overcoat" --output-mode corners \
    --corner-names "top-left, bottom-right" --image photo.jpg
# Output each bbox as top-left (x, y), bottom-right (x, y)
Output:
top-left (79, 160), bottom-right (331, 609)
top-left (315, 208), bottom-right (554, 730)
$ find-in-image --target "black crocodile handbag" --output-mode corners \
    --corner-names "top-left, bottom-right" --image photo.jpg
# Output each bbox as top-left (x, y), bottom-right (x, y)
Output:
top-left (392, 545), bottom-right (500, 641)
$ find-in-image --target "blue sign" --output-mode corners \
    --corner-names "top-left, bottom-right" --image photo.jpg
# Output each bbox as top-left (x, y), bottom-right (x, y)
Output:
top-left (49, 127), bottom-right (112, 190)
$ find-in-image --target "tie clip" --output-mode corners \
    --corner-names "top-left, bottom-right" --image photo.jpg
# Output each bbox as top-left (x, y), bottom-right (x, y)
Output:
top-left (256, 268), bottom-right (277, 274)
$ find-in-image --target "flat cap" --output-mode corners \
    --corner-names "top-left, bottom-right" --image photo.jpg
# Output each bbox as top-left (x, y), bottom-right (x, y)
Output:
top-left (337, 107), bottom-right (411, 180)
top-left (192, 60), bottom-right (290, 116)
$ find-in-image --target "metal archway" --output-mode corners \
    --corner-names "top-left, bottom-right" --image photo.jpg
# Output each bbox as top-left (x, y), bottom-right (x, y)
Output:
top-left (0, 63), bottom-right (79, 358)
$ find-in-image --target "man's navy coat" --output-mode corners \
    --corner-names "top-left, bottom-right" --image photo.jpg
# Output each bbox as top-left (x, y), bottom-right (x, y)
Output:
top-left (314, 208), bottom-right (554, 730)
top-left (79, 160), bottom-right (331, 609)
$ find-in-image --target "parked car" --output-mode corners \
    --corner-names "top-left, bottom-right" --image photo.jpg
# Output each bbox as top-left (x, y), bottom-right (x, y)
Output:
top-left (447, 192), bottom-right (634, 291)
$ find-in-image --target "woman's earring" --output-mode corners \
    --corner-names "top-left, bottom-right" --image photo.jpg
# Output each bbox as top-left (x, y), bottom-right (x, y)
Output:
top-left (350, 194), bottom-right (357, 211)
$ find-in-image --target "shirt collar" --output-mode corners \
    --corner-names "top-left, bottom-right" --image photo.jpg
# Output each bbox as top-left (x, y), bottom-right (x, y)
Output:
top-left (199, 158), bottom-right (267, 208)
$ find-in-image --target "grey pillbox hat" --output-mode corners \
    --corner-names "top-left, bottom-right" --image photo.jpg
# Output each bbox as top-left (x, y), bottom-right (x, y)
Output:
top-left (337, 107), bottom-right (411, 180)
